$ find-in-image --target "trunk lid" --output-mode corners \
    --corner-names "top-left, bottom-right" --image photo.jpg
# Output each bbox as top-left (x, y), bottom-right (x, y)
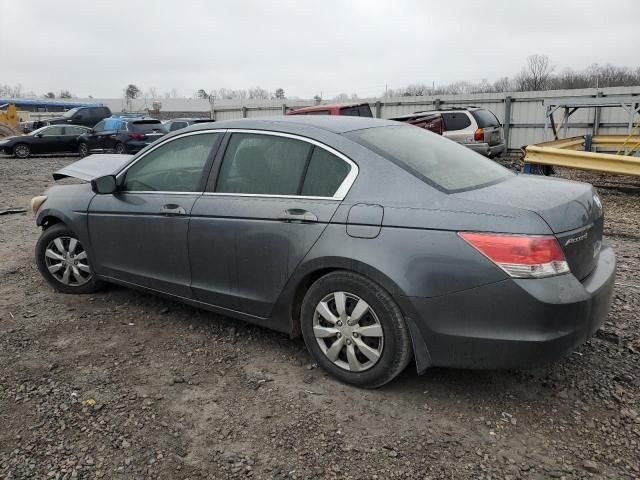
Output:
top-left (53, 154), bottom-right (133, 181)
top-left (456, 175), bottom-right (604, 280)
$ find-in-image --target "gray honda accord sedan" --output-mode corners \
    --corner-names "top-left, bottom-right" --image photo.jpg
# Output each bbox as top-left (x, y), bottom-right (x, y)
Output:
top-left (31, 116), bottom-right (616, 388)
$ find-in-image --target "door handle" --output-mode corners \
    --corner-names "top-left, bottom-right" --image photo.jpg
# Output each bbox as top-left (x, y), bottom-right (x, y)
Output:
top-left (160, 204), bottom-right (186, 216)
top-left (279, 208), bottom-right (318, 223)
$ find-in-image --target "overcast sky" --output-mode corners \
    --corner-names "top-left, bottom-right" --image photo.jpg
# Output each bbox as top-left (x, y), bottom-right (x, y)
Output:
top-left (1, 0), bottom-right (638, 99)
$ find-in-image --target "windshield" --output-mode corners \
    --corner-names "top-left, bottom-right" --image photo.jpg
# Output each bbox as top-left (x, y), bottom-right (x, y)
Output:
top-left (346, 125), bottom-right (513, 193)
top-left (62, 107), bottom-right (80, 118)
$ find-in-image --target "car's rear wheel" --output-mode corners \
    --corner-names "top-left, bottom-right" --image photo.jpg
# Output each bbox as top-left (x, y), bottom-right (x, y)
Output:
top-left (13, 143), bottom-right (30, 158)
top-left (300, 271), bottom-right (412, 388)
top-left (35, 224), bottom-right (104, 294)
top-left (114, 142), bottom-right (125, 154)
top-left (78, 142), bottom-right (88, 158)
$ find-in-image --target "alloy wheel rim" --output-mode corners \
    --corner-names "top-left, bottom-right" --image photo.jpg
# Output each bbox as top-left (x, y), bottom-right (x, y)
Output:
top-left (15, 145), bottom-right (29, 157)
top-left (79, 144), bottom-right (88, 156)
top-left (44, 236), bottom-right (92, 286)
top-left (313, 291), bottom-right (384, 372)
top-left (115, 144), bottom-right (124, 154)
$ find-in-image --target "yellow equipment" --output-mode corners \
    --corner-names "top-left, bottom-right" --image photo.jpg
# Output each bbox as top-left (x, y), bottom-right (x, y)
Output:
top-left (0, 103), bottom-right (21, 138)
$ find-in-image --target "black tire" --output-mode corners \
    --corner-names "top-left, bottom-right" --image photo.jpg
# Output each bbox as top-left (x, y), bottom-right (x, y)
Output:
top-left (13, 143), bottom-right (30, 159)
top-left (300, 271), bottom-right (412, 388)
top-left (78, 142), bottom-right (88, 158)
top-left (35, 224), bottom-right (104, 294)
top-left (114, 142), bottom-right (125, 154)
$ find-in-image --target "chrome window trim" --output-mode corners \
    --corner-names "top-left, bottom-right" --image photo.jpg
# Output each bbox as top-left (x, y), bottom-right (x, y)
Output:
top-left (214, 129), bottom-right (358, 200)
top-left (115, 128), bottom-right (359, 201)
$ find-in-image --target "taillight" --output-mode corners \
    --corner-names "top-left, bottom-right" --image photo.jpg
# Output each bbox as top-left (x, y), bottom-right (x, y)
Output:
top-left (458, 232), bottom-right (569, 278)
top-left (474, 128), bottom-right (484, 142)
top-left (128, 133), bottom-right (145, 139)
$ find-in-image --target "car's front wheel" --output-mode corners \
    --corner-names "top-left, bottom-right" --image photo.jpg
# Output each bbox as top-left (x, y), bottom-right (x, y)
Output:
top-left (13, 143), bottom-right (30, 158)
top-left (35, 224), bottom-right (104, 294)
top-left (301, 271), bottom-right (412, 388)
top-left (114, 142), bottom-right (125, 154)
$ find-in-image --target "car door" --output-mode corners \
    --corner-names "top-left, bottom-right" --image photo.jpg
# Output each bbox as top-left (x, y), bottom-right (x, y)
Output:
top-left (60, 126), bottom-right (85, 153)
top-left (33, 126), bottom-right (65, 154)
top-left (84, 120), bottom-right (106, 151)
top-left (189, 131), bottom-right (356, 317)
top-left (88, 131), bottom-right (222, 296)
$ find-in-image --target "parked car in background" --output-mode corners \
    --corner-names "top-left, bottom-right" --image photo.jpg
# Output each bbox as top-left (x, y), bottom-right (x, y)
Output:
top-left (410, 107), bottom-right (505, 157)
top-left (0, 125), bottom-right (90, 158)
top-left (164, 118), bottom-right (214, 132)
top-left (36, 106), bottom-right (112, 130)
top-left (77, 118), bottom-right (166, 156)
top-left (287, 102), bottom-right (373, 117)
top-left (389, 112), bottom-right (444, 135)
top-left (31, 116), bottom-right (615, 388)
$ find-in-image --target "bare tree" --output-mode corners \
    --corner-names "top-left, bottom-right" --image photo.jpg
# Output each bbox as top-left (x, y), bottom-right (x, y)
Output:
top-left (274, 88), bottom-right (285, 99)
top-left (516, 54), bottom-right (553, 91)
top-left (333, 93), bottom-right (349, 102)
top-left (0, 84), bottom-right (23, 97)
top-left (196, 89), bottom-right (209, 99)
top-left (59, 90), bottom-right (73, 99)
top-left (44, 92), bottom-right (56, 99)
top-left (146, 87), bottom-right (159, 99)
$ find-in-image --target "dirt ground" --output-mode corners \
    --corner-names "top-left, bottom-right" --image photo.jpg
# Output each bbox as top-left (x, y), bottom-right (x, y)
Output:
top-left (0, 156), bottom-right (639, 480)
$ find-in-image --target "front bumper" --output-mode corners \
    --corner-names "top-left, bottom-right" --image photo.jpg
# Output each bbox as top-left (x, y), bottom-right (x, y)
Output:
top-left (396, 245), bottom-right (616, 369)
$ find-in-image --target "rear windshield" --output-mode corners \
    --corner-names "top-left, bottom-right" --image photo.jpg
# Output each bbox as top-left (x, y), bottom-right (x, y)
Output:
top-left (128, 121), bottom-right (166, 133)
top-left (340, 105), bottom-right (373, 117)
top-left (346, 125), bottom-right (512, 193)
top-left (470, 110), bottom-right (500, 128)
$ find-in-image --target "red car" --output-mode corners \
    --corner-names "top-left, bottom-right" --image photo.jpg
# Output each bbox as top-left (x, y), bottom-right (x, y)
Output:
top-left (286, 102), bottom-right (373, 117)
top-left (389, 112), bottom-right (444, 135)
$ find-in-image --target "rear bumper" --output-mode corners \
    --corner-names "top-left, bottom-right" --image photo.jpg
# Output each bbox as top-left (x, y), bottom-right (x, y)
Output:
top-left (466, 141), bottom-right (506, 157)
top-left (123, 140), bottom-right (151, 154)
top-left (396, 245), bottom-right (616, 369)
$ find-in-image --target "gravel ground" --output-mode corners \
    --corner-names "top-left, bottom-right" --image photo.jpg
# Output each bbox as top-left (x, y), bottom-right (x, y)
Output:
top-left (0, 156), bottom-right (639, 480)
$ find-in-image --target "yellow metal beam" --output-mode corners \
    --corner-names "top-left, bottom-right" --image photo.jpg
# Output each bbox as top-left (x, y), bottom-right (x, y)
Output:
top-left (535, 136), bottom-right (585, 150)
top-left (524, 145), bottom-right (640, 176)
top-left (592, 135), bottom-right (640, 147)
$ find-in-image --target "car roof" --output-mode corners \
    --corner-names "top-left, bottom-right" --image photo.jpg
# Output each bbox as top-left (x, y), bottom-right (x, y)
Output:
top-left (183, 116), bottom-right (398, 135)
top-left (170, 118), bottom-right (212, 122)
top-left (288, 102), bottom-right (370, 114)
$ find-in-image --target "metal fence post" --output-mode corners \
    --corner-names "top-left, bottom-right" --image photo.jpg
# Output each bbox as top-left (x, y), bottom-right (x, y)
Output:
top-left (242, 106), bottom-right (248, 118)
top-left (375, 101), bottom-right (382, 118)
top-left (434, 98), bottom-right (441, 110)
top-left (282, 104), bottom-right (287, 115)
top-left (593, 91), bottom-right (603, 136)
top-left (503, 96), bottom-right (512, 150)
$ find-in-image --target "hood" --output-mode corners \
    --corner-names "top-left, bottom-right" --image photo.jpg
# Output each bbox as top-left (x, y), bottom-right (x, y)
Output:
top-left (45, 116), bottom-right (65, 124)
top-left (53, 154), bottom-right (133, 181)
top-left (0, 135), bottom-right (20, 143)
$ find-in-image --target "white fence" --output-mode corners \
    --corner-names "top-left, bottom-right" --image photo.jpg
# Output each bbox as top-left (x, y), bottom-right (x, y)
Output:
top-left (78, 86), bottom-right (640, 151)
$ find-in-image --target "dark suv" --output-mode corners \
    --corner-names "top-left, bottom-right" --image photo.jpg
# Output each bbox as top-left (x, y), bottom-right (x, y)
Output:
top-left (44, 106), bottom-right (112, 129)
top-left (77, 118), bottom-right (166, 156)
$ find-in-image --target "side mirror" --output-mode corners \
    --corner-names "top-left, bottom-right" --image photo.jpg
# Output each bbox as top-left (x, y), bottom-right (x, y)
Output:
top-left (74, 115), bottom-right (83, 120)
top-left (90, 129), bottom-right (95, 134)
top-left (91, 175), bottom-right (117, 194)
top-left (36, 133), bottom-right (43, 138)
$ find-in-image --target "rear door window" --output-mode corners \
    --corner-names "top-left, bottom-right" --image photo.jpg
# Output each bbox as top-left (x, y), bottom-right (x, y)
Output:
top-left (216, 133), bottom-right (312, 195)
top-left (346, 125), bottom-right (512, 193)
top-left (441, 112), bottom-right (471, 131)
top-left (358, 105), bottom-right (373, 117)
top-left (339, 106), bottom-right (360, 116)
top-left (43, 126), bottom-right (64, 136)
top-left (169, 121), bottom-right (187, 131)
top-left (470, 110), bottom-right (501, 127)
